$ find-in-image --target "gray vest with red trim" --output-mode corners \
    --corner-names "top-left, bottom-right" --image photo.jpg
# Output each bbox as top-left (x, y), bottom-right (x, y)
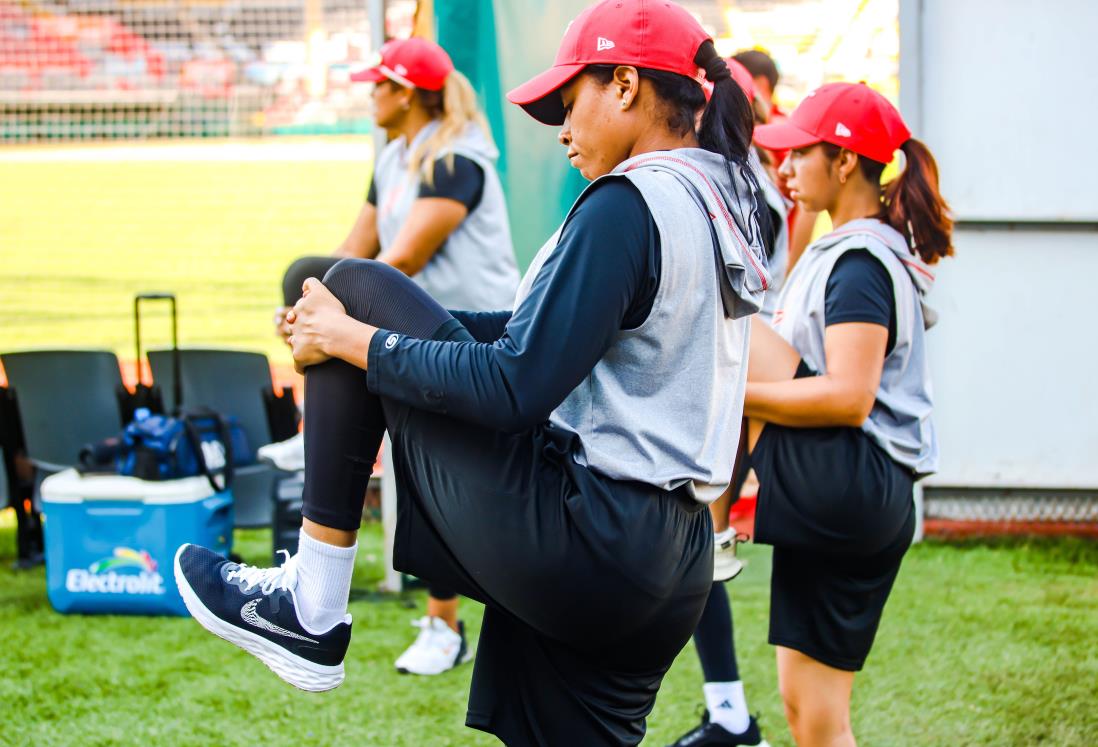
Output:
top-left (374, 121), bottom-right (519, 310)
top-left (514, 149), bottom-right (771, 503)
top-left (772, 219), bottom-right (939, 476)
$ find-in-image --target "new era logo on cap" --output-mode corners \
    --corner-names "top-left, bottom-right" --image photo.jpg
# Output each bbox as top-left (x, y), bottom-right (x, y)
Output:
top-left (507, 0), bottom-right (711, 126)
top-left (835, 122), bottom-right (852, 137)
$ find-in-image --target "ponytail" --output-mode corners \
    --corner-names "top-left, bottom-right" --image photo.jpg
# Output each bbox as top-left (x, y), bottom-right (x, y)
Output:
top-left (881, 138), bottom-right (953, 264)
top-left (407, 69), bottom-right (493, 187)
top-left (693, 39), bottom-right (771, 250)
top-left (586, 41), bottom-right (770, 245)
top-left (693, 40), bottom-right (754, 166)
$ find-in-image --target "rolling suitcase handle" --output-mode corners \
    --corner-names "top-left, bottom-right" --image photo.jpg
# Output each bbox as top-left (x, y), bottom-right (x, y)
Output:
top-left (134, 293), bottom-right (181, 413)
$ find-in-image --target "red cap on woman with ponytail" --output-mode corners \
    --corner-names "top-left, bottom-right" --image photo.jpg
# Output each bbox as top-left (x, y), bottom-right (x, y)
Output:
top-left (756, 81), bottom-right (953, 263)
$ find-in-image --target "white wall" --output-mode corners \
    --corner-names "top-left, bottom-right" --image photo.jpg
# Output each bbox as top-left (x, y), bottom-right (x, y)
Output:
top-left (901, 0), bottom-right (1098, 223)
top-left (901, 0), bottom-right (1098, 489)
top-left (924, 226), bottom-right (1098, 488)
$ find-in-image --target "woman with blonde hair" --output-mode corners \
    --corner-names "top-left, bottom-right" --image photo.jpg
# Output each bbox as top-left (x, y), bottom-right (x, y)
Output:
top-left (270, 37), bottom-right (519, 677)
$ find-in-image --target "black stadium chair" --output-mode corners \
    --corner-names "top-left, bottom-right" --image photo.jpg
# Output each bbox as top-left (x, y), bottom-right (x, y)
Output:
top-left (0, 350), bottom-right (126, 475)
top-left (147, 348), bottom-right (280, 528)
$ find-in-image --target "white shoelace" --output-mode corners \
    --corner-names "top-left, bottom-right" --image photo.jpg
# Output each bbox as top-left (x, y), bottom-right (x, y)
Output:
top-left (225, 550), bottom-right (299, 595)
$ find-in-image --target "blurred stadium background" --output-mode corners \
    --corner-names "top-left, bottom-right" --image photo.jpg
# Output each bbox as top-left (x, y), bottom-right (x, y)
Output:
top-left (0, 3), bottom-right (1095, 746)
top-left (0, 0), bottom-right (899, 376)
top-left (3, 0), bottom-right (1096, 530)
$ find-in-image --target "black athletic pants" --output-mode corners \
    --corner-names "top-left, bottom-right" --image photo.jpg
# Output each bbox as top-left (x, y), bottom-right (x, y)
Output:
top-left (300, 259), bottom-right (713, 746)
top-left (284, 256), bottom-right (458, 602)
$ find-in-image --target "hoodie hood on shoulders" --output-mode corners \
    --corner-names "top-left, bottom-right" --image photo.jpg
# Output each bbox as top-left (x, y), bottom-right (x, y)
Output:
top-left (614, 148), bottom-right (773, 319)
top-left (396, 120), bottom-right (501, 167)
top-left (441, 122), bottom-right (500, 164)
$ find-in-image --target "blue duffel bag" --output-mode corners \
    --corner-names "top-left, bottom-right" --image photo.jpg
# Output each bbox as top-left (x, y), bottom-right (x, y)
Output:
top-left (117, 407), bottom-right (252, 491)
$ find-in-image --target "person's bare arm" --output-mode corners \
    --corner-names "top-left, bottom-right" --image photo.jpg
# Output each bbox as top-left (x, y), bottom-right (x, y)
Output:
top-left (745, 322), bottom-right (887, 428)
top-left (375, 197), bottom-right (468, 276)
top-left (334, 201), bottom-right (381, 258)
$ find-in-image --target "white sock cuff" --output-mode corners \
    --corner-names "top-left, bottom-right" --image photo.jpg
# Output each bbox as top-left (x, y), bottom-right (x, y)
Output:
top-left (295, 528), bottom-right (357, 632)
top-left (714, 527), bottom-right (734, 544)
top-left (298, 528), bottom-right (357, 559)
top-left (704, 681), bottom-right (749, 733)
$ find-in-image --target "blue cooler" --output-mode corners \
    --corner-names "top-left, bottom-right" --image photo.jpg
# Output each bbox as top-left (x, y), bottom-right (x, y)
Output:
top-left (41, 469), bottom-right (233, 616)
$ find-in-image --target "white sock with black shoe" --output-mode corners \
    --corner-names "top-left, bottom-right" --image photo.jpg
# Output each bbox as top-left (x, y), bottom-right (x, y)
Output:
top-left (295, 529), bottom-right (356, 632)
top-left (704, 680), bottom-right (750, 735)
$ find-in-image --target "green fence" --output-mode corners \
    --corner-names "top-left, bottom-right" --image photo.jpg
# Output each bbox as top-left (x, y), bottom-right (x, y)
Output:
top-left (435, 0), bottom-right (589, 269)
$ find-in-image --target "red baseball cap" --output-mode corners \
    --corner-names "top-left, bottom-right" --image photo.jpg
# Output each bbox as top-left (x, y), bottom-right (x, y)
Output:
top-left (507, 0), bottom-right (710, 125)
top-left (350, 37), bottom-right (454, 91)
top-left (753, 82), bottom-right (911, 164)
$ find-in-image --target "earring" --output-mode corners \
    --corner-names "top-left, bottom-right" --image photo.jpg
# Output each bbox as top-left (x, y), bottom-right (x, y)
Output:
top-left (840, 174), bottom-right (847, 184)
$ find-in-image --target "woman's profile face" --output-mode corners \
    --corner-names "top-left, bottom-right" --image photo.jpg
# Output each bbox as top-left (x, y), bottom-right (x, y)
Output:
top-left (558, 74), bottom-right (635, 180)
top-left (372, 79), bottom-right (409, 130)
top-left (780, 144), bottom-right (840, 212)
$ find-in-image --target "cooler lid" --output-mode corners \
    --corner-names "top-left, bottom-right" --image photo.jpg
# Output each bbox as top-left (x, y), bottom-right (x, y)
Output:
top-left (40, 469), bottom-right (218, 504)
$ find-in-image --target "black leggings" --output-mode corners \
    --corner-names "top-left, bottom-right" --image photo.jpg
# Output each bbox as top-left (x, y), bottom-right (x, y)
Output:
top-left (693, 582), bottom-right (739, 682)
top-left (294, 257), bottom-right (459, 603)
top-left (283, 255), bottom-right (340, 307)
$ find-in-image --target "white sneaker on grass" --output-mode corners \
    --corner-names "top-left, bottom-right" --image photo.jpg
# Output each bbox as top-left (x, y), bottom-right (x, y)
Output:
top-left (394, 616), bottom-right (472, 675)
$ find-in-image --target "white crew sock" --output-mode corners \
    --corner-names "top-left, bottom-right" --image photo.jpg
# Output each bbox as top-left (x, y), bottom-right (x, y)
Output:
top-left (704, 680), bottom-right (750, 734)
top-left (714, 527), bottom-right (735, 545)
top-left (294, 528), bottom-right (357, 633)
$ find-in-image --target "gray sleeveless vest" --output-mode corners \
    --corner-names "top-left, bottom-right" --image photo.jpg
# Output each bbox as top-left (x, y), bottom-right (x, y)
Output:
top-left (374, 121), bottom-right (519, 311)
top-left (772, 218), bottom-right (939, 476)
top-left (750, 151), bottom-right (789, 321)
top-left (515, 148), bottom-right (772, 503)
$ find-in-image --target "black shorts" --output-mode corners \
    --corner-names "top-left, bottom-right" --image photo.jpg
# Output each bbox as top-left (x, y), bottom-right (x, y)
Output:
top-left (382, 395), bottom-right (713, 746)
top-left (751, 363), bottom-right (915, 671)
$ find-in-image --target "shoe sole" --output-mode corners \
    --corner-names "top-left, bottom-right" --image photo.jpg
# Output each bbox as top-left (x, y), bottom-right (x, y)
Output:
top-left (713, 559), bottom-right (744, 583)
top-left (395, 647), bottom-right (473, 676)
top-left (256, 453), bottom-right (303, 473)
top-left (173, 545), bottom-right (345, 693)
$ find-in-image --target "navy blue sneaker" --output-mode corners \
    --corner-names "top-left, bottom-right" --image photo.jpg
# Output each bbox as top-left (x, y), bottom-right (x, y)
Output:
top-left (174, 544), bottom-right (351, 692)
top-left (667, 710), bottom-right (769, 746)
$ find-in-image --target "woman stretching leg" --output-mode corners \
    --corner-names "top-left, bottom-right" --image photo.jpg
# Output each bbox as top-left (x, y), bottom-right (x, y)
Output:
top-left (173, 2), bottom-right (776, 744)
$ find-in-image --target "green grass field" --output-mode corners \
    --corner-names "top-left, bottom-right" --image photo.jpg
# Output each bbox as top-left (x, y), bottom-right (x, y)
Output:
top-left (0, 139), bottom-right (375, 375)
top-left (3, 140), bottom-right (1097, 745)
top-left (2, 509), bottom-right (1095, 747)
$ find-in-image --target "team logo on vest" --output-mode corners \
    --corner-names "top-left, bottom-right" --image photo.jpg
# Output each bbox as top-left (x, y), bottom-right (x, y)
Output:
top-left (596, 37), bottom-right (615, 51)
top-left (65, 547), bottom-right (165, 595)
top-left (385, 333), bottom-right (400, 350)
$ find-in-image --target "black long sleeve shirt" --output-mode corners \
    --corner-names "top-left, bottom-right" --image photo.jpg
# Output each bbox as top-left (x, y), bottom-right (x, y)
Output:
top-left (366, 177), bottom-right (660, 433)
